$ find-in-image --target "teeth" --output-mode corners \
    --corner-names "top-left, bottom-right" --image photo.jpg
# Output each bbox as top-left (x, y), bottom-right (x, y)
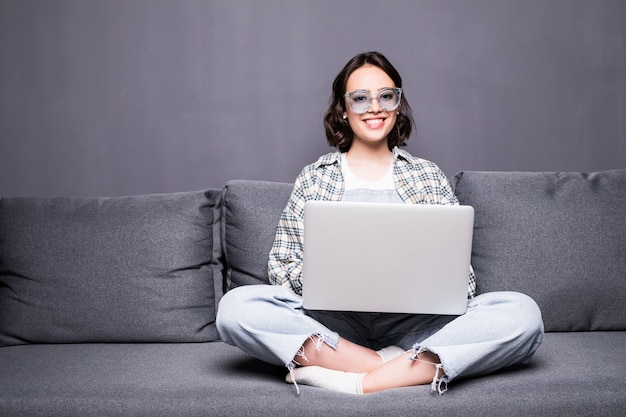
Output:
top-left (365, 119), bottom-right (383, 124)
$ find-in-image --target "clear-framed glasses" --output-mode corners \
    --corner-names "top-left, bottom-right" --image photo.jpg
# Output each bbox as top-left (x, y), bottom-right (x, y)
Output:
top-left (344, 87), bottom-right (402, 114)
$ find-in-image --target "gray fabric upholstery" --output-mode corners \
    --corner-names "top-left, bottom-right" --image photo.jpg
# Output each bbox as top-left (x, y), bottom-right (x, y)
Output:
top-left (0, 190), bottom-right (222, 346)
top-left (221, 180), bottom-right (293, 290)
top-left (0, 333), bottom-right (624, 416)
top-left (1, 175), bottom-right (625, 416)
top-left (453, 170), bottom-right (626, 332)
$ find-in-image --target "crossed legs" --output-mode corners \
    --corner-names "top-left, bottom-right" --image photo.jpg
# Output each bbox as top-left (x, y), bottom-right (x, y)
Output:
top-left (218, 286), bottom-right (544, 395)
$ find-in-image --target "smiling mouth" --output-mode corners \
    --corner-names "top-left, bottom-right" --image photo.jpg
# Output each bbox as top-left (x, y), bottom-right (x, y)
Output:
top-left (364, 118), bottom-right (386, 128)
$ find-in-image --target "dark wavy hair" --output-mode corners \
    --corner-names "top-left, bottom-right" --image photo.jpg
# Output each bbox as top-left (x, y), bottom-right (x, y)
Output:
top-left (323, 51), bottom-right (414, 152)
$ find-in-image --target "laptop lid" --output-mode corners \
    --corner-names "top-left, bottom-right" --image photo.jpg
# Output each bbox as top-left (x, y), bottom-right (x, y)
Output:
top-left (302, 201), bottom-right (474, 315)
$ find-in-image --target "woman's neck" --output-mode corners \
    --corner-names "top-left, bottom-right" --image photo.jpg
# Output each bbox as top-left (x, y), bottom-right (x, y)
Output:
top-left (344, 143), bottom-right (393, 181)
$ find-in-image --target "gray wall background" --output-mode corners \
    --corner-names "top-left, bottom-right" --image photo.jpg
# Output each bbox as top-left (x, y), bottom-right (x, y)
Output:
top-left (1, 0), bottom-right (624, 197)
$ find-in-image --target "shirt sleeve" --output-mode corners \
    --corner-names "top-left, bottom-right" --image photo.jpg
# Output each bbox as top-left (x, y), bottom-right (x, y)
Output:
top-left (435, 166), bottom-right (460, 206)
top-left (267, 171), bottom-right (308, 295)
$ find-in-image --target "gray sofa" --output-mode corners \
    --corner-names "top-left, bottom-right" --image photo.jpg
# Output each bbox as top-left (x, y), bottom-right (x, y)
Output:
top-left (1, 170), bottom-right (625, 417)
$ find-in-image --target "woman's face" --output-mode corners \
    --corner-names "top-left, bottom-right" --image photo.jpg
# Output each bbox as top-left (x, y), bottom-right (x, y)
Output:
top-left (344, 65), bottom-right (398, 149)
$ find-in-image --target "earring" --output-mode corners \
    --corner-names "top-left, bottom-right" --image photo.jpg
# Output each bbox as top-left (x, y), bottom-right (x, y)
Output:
top-left (396, 111), bottom-right (400, 115)
top-left (342, 114), bottom-right (348, 120)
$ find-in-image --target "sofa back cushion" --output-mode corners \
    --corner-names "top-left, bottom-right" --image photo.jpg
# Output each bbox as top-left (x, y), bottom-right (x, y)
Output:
top-left (0, 190), bottom-right (222, 346)
top-left (453, 170), bottom-right (626, 332)
top-left (221, 180), bottom-right (293, 290)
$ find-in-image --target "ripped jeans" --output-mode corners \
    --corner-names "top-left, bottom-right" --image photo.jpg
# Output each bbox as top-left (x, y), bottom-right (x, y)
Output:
top-left (216, 285), bottom-right (544, 392)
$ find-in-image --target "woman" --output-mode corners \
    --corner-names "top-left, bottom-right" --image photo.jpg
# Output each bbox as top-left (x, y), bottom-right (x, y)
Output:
top-left (217, 51), bottom-right (544, 395)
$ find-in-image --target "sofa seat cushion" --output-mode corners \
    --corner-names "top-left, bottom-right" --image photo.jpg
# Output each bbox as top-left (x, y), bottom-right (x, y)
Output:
top-left (453, 170), bottom-right (626, 332)
top-left (0, 333), bottom-right (624, 416)
top-left (0, 190), bottom-right (222, 346)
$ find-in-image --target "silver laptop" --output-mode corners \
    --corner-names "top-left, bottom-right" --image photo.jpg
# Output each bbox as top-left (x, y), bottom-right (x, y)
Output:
top-left (302, 201), bottom-right (474, 315)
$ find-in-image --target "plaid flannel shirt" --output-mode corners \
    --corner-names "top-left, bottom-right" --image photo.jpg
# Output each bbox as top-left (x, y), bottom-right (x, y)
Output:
top-left (268, 147), bottom-right (477, 298)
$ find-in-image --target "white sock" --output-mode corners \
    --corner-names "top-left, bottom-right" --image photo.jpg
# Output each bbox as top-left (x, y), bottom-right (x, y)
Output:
top-left (376, 345), bottom-right (406, 364)
top-left (286, 366), bottom-right (365, 394)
